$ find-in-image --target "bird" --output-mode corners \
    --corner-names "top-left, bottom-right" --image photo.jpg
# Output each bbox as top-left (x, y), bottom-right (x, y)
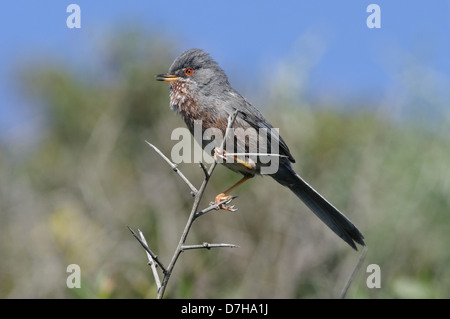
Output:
top-left (156, 48), bottom-right (365, 250)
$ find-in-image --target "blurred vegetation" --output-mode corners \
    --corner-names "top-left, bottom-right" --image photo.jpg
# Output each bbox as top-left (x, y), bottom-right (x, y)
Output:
top-left (1, 29), bottom-right (449, 298)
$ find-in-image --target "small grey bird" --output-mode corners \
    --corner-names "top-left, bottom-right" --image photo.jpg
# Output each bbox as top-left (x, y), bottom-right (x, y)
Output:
top-left (157, 48), bottom-right (365, 250)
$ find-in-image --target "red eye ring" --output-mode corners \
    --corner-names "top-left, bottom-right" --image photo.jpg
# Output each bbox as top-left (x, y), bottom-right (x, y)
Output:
top-left (184, 67), bottom-right (194, 76)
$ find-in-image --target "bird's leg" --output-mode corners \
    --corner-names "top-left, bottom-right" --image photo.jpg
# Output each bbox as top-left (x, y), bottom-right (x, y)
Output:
top-left (213, 147), bottom-right (255, 211)
top-left (215, 175), bottom-right (251, 212)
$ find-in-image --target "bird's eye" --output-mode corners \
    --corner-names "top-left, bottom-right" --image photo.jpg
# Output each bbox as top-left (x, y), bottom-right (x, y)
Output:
top-left (184, 67), bottom-right (194, 76)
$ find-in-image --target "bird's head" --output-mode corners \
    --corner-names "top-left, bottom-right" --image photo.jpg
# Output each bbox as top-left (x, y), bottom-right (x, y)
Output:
top-left (156, 49), bottom-right (230, 93)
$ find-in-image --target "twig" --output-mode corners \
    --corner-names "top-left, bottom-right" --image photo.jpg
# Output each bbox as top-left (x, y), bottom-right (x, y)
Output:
top-left (138, 229), bottom-right (162, 290)
top-left (181, 242), bottom-right (239, 251)
top-left (131, 110), bottom-right (241, 299)
top-left (156, 110), bottom-right (240, 299)
top-left (339, 245), bottom-right (368, 299)
top-left (127, 226), bottom-right (167, 274)
top-left (199, 162), bottom-right (209, 179)
top-left (222, 153), bottom-right (289, 158)
top-left (194, 196), bottom-right (238, 219)
top-left (145, 140), bottom-right (198, 196)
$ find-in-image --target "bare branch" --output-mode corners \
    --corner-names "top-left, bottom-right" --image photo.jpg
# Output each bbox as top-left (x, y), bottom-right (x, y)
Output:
top-left (181, 242), bottom-right (239, 251)
top-left (215, 110), bottom-right (240, 161)
top-left (145, 140), bottom-right (198, 196)
top-left (194, 196), bottom-right (238, 219)
top-left (127, 226), bottom-right (167, 274)
top-left (138, 229), bottom-right (162, 290)
top-left (198, 161), bottom-right (209, 179)
top-left (223, 152), bottom-right (289, 158)
top-left (132, 111), bottom-right (241, 299)
top-left (157, 110), bottom-right (240, 299)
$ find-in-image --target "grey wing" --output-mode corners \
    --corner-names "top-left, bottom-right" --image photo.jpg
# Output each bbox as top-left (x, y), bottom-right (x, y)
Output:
top-left (226, 92), bottom-right (296, 163)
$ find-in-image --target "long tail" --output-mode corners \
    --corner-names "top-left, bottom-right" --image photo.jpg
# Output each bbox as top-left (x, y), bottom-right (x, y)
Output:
top-left (272, 164), bottom-right (365, 250)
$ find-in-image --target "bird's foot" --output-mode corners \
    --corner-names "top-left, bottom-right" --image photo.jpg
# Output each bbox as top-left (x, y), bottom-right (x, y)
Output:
top-left (214, 193), bottom-right (238, 212)
top-left (213, 148), bottom-right (227, 162)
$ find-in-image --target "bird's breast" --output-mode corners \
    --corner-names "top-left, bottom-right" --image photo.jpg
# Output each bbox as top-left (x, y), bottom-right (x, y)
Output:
top-left (169, 81), bottom-right (192, 113)
top-left (169, 80), bottom-right (227, 134)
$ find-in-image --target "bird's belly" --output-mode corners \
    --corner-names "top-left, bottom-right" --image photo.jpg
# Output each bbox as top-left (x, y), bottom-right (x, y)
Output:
top-left (220, 161), bottom-right (258, 177)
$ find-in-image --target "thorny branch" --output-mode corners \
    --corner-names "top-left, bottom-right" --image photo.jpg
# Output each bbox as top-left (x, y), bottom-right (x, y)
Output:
top-left (138, 229), bottom-right (162, 290)
top-left (144, 141), bottom-right (198, 196)
top-left (129, 110), bottom-right (240, 299)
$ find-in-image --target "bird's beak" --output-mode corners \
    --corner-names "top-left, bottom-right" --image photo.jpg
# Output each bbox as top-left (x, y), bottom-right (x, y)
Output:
top-left (156, 73), bottom-right (180, 82)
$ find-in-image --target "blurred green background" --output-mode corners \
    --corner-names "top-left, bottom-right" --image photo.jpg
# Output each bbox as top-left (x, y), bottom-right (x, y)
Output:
top-left (1, 2), bottom-right (450, 299)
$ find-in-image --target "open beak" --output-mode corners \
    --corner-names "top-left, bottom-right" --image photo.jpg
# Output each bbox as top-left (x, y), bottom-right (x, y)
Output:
top-left (156, 73), bottom-right (180, 82)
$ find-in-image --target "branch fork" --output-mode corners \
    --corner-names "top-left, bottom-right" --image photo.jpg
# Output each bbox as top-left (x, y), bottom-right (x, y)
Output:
top-left (129, 111), bottom-right (240, 298)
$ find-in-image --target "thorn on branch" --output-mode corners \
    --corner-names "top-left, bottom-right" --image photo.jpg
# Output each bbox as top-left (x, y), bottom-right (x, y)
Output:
top-left (127, 226), bottom-right (167, 275)
top-left (194, 196), bottom-right (238, 219)
top-left (199, 162), bottom-right (209, 180)
top-left (181, 242), bottom-right (239, 251)
top-left (134, 112), bottom-right (242, 299)
top-left (145, 140), bottom-right (198, 196)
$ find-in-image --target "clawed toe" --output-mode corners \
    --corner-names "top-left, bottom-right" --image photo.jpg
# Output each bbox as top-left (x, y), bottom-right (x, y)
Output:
top-left (214, 193), bottom-right (238, 212)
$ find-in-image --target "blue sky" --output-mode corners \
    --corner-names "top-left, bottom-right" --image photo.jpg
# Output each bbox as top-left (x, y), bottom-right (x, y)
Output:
top-left (1, 1), bottom-right (449, 141)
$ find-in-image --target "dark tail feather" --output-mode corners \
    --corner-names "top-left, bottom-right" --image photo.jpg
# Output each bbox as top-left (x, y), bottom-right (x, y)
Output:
top-left (272, 165), bottom-right (365, 250)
